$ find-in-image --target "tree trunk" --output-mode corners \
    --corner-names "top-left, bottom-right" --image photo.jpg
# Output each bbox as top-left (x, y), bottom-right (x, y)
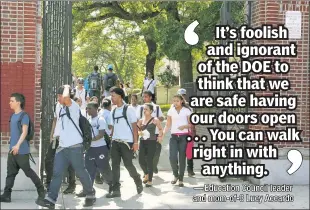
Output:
top-left (144, 37), bottom-right (157, 77)
top-left (179, 49), bottom-right (193, 88)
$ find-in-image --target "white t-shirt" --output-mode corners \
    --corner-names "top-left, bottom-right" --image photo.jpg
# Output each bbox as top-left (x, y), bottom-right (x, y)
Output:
top-left (57, 100), bottom-right (83, 147)
top-left (99, 109), bottom-right (112, 135)
top-left (167, 106), bottom-right (192, 134)
top-left (111, 104), bottom-right (137, 143)
top-left (143, 78), bottom-right (156, 94)
top-left (130, 105), bottom-right (141, 116)
top-left (89, 116), bottom-right (107, 147)
top-left (136, 102), bottom-right (163, 134)
top-left (74, 87), bottom-right (89, 109)
top-left (53, 102), bottom-right (62, 138)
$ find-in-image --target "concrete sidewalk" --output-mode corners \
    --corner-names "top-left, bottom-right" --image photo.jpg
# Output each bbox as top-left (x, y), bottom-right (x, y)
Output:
top-left (1, 128), bottom-right (309, 209)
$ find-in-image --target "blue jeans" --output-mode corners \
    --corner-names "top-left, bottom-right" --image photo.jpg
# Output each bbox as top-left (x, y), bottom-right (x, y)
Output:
top-left (46, 145), bottom-right (94, 203)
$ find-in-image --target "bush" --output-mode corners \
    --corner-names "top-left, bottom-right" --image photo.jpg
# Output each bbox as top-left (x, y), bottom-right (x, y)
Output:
top-left (160, 104), bottom-right (171, 113)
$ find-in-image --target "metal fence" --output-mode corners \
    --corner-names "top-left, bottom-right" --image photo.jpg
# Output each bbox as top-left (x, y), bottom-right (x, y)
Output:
top-left (40, 1), bottom-right (73, 180)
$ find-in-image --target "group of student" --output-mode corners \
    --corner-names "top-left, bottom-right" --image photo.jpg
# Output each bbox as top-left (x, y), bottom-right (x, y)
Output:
top-left (1, 77), bottom-right (195, 209)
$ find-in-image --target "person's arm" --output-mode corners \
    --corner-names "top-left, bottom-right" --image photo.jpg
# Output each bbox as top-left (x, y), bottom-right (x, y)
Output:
top-left (178, 109), bottom-right (192, 130)
top-left (128, 107), bottom-right (138, 145)
top-left (93, 118), bottom-right (105, 141)
top-left (50, 117), bottom-right (57, 142)
top-left (155, 118), bottom-right (164, 142)
top-left (163, 116), bottom-right (172, 137)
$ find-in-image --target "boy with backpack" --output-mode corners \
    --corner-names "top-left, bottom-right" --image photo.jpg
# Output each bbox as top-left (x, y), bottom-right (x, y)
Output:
top-left (88, 65), bottom-right (102, 99)
top-left (0, 93), bottom-right (45, 203)
top-left (75, 102), bottom-right (113, 197)
top-left (137, 90), bottom-right (165, 174)
top-left (36, 85), bottom-right (95, 208)
top-left (106, 87), bottom-right (143, 198)
top-left (103, 64), bottom-right (118, 98)
top-left (73, 78), bottom-right (89, 109)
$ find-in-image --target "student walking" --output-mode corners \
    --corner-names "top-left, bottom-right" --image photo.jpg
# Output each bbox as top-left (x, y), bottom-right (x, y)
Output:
top-left (73, 78), bottom-right (89, 109)
top-left (142, 72), bottom-right (157, 103)
top-left (76, 102), bottom-right (113, 197)
top-left (129, 94), bottom-right (141, 114)
top-left (176, 88), bottom-right (196, 177)
top-left (163, 95), bottom-right (192, 187)
top-left (44, 101), bottom-right (76, 194)
top-left (0, 93), bottom-right (45, 203)
top-left (138, 103), bottom-right (163, 187)
top-left (106, 87), bottom-right (143, 198)
top-left (36, 85), bottom-right (95, 208)
top-left (138, 90), bottom-right (164, 174)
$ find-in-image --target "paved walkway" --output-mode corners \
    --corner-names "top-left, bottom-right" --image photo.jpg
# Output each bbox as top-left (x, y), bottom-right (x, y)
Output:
top-left (1, 127), bottom-right (309, 209)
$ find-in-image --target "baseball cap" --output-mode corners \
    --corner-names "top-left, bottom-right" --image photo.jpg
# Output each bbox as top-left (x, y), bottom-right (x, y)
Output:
top-left (177, 88), bottom-right (186, 95)
top-left (108, 64), bottom-right (113, 70)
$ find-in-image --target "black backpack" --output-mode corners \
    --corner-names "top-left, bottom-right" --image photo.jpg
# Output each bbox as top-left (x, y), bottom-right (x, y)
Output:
top-left (9, 112), bottom-right (34, 142)
top-left (106, 74), bottom-right (116, 91)
top-left (64, 106), bottom-right (92, 152)
top-left (112, 104), bottom-right (133, 135)
top-left (91, 118), bottom-right (111, 149)
top-left (140, 105), bottom-right (159, 119)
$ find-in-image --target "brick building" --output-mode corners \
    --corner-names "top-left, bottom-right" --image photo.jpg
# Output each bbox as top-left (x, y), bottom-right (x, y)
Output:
top-left (0, 1), bottom-right (42, 150)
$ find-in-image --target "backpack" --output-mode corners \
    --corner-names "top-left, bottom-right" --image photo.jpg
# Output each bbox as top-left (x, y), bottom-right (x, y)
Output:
top-left (112, 104), bottom-right (133, 135)
top-left (91, 118), bottom-right (111, 149)
top-left (9, 112), bottom-right (36, 164)
top-left (106, 74), bottom-right (116, 91)
top-left (64, 106), bottom-right (92, 152)
top-left (89, 73), bottom-right (100, 90)
top-left (140, 105), bottom-right (159, 119)
top-left (9, 112), bottom-right (34, 143)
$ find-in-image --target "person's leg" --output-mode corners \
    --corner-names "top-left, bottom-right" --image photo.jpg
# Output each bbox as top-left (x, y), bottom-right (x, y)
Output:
top-left (138, 141), bottom-right (148, 183)
top-left (44, 141), bottom-right (57, 189)
top-left (106, 141), bottom-right (122, 198)
top-left (1, 154), bottom-right (19, 202)
top-left (69, 146), bottom-right (95, 207)
top-left (178, 136), bottom-right (187, 186)
top-left (16, 154), bottom-right (45, 199)
top-left (187, 158), bottom-right (195, 177)
top-left (95, 146), bottom-right (113, 193)
top-left (146, 141), bottom-right (157, 185)
top-left (63, 164), bottom-right (76, 194)
top-left (76, 148), bottom-right (97, 197)
top-left (153, 138), bottom-right (161, 174)
top-left (36, 148), bottom-right (69, 208)
top-left (120, 143), bottom-right (143, 194)
top-left (169, 135), bottom-right (179, 183)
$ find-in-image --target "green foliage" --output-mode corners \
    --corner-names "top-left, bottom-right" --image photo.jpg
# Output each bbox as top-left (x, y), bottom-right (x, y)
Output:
top-left (159, 104), bottom-right (172, 113)
top-left (157, 67), bottom-right (178, 88)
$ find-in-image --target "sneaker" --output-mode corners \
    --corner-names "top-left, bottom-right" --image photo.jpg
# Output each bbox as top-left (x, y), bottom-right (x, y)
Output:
top-left (37, 186), bottom-right (46, 200)
top-left (0, 193), bottom-right (11, 203)
top-left (83, 197), bottom-right (96, 207)
top-left (63, 185), bottom-right (76, 194)
top-left (95, 177), bottom-right (103, 184)
top-left (35, 198), bottom-right (55, 209)
top-left (188, 171), bottom-right (195, 177)
top-left (106, 190), bottom-right (121, 198)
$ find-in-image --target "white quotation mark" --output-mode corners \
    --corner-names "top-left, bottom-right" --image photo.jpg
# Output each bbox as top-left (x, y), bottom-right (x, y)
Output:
top-left (184, 20), bottom-right (199, 45)
top-left (287, 149), bottom-right (303, 175)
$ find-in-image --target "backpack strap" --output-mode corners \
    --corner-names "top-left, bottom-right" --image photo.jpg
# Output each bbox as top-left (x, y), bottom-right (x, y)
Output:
top-left (112, 108), bottom-right (116, 124)
top-left (142, 117), bottom-right (154, 131)
top-left (123, 104), bottom-right (133, 135)
top-left (140, 106), bottom-right (143, 119)
top-left (65, 106), bottom-right (83, 137)
top-left (156, 105), bottom-right (159, 118)
top-left (146, 79), bottom-right (154, 90)
top-left (17, 112), bottom-right (26, 134)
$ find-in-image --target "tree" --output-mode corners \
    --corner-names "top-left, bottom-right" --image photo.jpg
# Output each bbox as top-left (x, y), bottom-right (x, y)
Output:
top-left (157, 66), bottom-right (178, 103)
top-left (73, 2), bottom-right (162, 77)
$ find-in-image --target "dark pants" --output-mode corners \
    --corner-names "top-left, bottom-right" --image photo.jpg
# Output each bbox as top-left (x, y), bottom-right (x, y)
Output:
top-left (139, 140), bottom-right (157, 181)
top-left (44, 140), bottom-right (76, 187)
top-left (89, 89), bottom-right (101, 99)
top-left (187, 159), bottom-right (194, 173)
top-left (169, 135), bottom-right (187, 181)
top-left (111, 141), bottom-right (140, 189)
top-left (4, 153), bottom-right (43, 194)
top-left (46, 145), bottom-right (94, 203)
top-left (85, 146), bottom-right (112, 185)
top-left (153, 139), bottom-right (162, 171)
